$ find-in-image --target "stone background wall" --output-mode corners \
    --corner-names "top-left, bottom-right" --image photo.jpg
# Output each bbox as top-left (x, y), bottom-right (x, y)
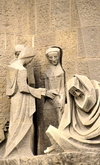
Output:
top-left (0, 0), bottom-right (100, 155)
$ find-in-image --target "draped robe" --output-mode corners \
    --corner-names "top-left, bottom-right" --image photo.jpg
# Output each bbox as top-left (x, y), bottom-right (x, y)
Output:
top-left (4, 64), bottom-right (42, 158)
top-left (47, 75), bottom-right (100, 152)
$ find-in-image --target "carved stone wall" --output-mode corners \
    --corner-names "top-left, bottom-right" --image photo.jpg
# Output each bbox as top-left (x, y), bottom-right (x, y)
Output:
top-left (0, 0), bottom-right (100, 156)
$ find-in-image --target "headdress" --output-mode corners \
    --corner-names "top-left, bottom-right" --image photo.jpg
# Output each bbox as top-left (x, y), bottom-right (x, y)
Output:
top-left (15, 45), bottom-right (25, 52)
top-left (46, 48), bottom-right (60, 55)
top-left (18, 47), bottom-right (35, 59)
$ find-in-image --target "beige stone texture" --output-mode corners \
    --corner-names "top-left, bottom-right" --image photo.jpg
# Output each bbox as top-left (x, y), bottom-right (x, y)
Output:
top-left (0, 152), bottom-right (100, 164)
top-left (71, 0), bottom-right (81, 27)
top-left (35, 33), bottom-right (55, 47)
top-left (15, 35), bottom-right (33, 47)
top-left (76, 0), bottom-right (100, 27)
top-left (36, 3), bottom-right (50, 33)
top-left (75, 58), bottom-right (89, 77)
top-left (51, 0), bottom-right (70, 30)
top-left (27, 0), bottom-right (35, 35)
top-left (79, 27), bottom-right (99, 57)
top-left (45, 75), bottom-right (100, 155)
top-left (6, 34), bottom-right (15, 51)
top-left (0, 0), bottom-right (100, 158)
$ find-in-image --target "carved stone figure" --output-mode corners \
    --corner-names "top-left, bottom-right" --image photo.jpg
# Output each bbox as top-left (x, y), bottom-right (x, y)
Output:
top-left (4, 47), bottom-right (46, 158)
top-left (0, 119), bottom-right (8, 143)
top-left (46, 75), bottom-right (100, 153)
top-left (43, 47), bottom-right (65, 150)
top-left (15, 45), bottom-right (25, 58)
top-left (14, 45), bottom-right (35, 88)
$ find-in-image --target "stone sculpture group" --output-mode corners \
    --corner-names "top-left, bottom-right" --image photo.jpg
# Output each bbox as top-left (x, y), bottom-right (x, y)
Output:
top-left (2, 45), bottom-right (100, 158)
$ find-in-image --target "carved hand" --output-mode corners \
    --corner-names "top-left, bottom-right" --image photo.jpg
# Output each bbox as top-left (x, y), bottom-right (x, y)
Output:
top-left (39, 88), bottom-right (47, 96)
top-left (46, 90), bottom-right (59, 99)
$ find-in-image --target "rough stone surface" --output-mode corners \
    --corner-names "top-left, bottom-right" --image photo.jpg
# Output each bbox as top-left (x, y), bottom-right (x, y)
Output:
top-left (0, 152), bottom-right (100, 165)
top-left (0, 0), bottom-right (100, 158)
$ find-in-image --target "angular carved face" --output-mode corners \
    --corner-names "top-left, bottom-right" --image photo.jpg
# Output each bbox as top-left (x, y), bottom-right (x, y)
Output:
top-left (15, 51), bottom-right (21, 58)
top-left (69, 86), bottom-right (83, 98)
top-left (22, 57), bottom-right (33, 66)
top-left (47, 52), bottom-right (60, 66)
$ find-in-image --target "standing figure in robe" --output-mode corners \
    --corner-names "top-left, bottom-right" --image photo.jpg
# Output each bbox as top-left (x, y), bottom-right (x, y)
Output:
top-left (43, 47), bottom-right (65, 151)
top-left (4, 47), bottom-right (46, 158)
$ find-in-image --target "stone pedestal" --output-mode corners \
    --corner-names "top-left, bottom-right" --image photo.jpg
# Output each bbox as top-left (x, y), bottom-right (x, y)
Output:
top-left (1, 152), bottom-right (100, 165)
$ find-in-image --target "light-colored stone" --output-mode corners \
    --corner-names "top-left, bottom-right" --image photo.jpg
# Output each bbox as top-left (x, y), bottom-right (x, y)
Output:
top-left (43, 47), bottom-right (66, 151)
top-left (87, 58), bottom-right (100, 81)
top-left (36, 3), bottom-right (50, 33)
top-left (51, 0), bottom-right (70, 30)
top-left (6, 34), bottom-right (15, 51)
top-left (76, 0), bottom-right (100, 27)
top-left (0, 152), bottom-right (100, 165)
top-left (46, 74), bottom-right (100, 153)
top-left (76, 58), bottom-right (90, 76)
top-left (15, 35), bottom-right (33, 48)
top-left (0, 0), bottom-right (100, 160)
top-left (55, 29), bottom-right (78, 51)
top-left (71, 0), bottom-right (81, 27)
top-left (78, 27), bottom-right (99, 57)
top-left (34, 33), bottom-right (55, 47)
top-left (27, 0), bottom-right (35, 35)
top-left (4, 47), bottom-right (46, 158)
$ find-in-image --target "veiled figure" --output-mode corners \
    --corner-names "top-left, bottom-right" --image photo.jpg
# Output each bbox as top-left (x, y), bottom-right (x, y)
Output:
top-left (44, 47), bottom-right (65, 123)
top-left (46, 75), bottom-right (100, 152)
top-left (43, 47), bottom-right (65, 151)
top-left (4, 47), bottom-right (46, 158)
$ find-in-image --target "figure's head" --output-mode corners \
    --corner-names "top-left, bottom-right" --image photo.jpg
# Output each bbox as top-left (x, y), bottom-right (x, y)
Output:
top-left (46, 47), bottom-right (62, 66)
top-left (18, 47), bottom-right (35, 66)
top-left (15, 45), bottom-right (25, 58)
top-left (69, 86), bottom-right (83, 98)
top-left (68, 76), bottom-right (84, 98)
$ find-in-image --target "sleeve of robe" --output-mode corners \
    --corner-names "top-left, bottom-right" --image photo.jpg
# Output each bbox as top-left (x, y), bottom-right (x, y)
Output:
top-left (17, 69), bottom-right (43, 99)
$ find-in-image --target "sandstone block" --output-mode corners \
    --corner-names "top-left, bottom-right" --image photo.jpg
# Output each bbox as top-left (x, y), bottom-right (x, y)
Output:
top-left (6, 34), bottom-right (15, 51)
top-left (36, 3), bottom-right (50, 33)
top-left (27, 1), bottom-right (35, 35)
top-left (71, 0), bottom-right (81, 27)
top-left (87, 58), bottom-right (100, 81)
top-left (78, 27), bottom-right (99, 57)
top-left (0, 34), bottom-right (5, 50)
top-left (76, 0), bottom-right (100, 26)
top-left (51, 0), bottom-right (70, 30)
top-left (55, 29), bottom-right (77, 50)
top-left (35, 33), bottom-right (55, 47)
top-left (15, 35), bottom-right (33, 47)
